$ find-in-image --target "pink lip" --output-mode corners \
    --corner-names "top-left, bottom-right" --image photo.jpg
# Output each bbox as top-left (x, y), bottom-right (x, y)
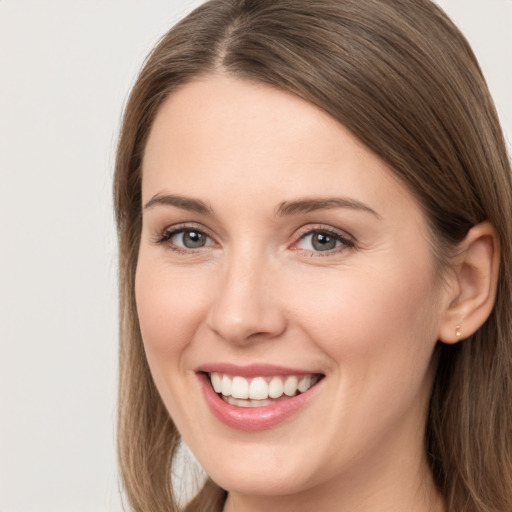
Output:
top-left (197, 362), bottom-right (319, 378)
top-left (197, 369), bottom-right (324, 432)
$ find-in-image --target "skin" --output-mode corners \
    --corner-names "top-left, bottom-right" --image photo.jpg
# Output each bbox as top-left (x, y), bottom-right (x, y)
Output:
top-left (136, 75), bottom-right (453, 512)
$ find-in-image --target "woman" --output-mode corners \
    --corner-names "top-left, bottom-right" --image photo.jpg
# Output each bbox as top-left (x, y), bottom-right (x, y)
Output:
top-left (114, 0), bottom-right (512, 510)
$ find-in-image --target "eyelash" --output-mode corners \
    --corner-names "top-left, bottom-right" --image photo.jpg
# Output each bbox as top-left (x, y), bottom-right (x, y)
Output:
top-left (291, 226), bottom-right (355, 256)
top-left (153, 224), bottom-right (355, 255)
top-left (153, 224), bottom-right (216, 255)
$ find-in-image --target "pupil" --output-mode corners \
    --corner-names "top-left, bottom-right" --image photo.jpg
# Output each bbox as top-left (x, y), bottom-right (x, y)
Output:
top-left (183, 231), bottom-right (205, 248)
top-left (312, 232), bottom-right (336, 251)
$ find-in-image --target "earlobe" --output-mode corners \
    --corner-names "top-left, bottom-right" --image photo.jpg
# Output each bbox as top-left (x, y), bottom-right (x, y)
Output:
top-left (438, 222), bottom-right (500, 344)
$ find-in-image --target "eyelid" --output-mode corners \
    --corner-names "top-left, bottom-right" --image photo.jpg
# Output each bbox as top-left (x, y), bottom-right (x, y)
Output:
top-left (293, 223), bottom-right (354, 239)
top-left (289, 224), bottom-right (356, 253)
top-left (152, 221), bottom-right (355, 255)
top-left (152, 222), bottom-right (218, 250)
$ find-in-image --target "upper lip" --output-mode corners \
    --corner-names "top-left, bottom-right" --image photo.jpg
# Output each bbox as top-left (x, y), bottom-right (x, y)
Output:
top-left (196, 362), bottom-right (324, 378)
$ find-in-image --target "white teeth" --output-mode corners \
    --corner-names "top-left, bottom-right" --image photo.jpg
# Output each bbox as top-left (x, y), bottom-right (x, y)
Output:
top-left (209, 372), bottom-right (320, 401)
top-left (231, 376), bottom-right (249, 399)
top-left (249, 377), bottom-right (268, 400)
top-left (298, 375), bottom-right (311, 393)
top-left (211, 373), bottom-right (222, 393)
top-left (283, 376), bottom-right (299, 397)
top-left (221, 374), bottom-right (232, 396)
top-left (268, 376), bottom-right (284, 398)
top-left (224, 396), bottom-right (276, 408)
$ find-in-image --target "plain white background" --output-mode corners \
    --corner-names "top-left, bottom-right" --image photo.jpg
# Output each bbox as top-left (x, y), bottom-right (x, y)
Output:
top-left (0, 1), bottom-right (510, 511)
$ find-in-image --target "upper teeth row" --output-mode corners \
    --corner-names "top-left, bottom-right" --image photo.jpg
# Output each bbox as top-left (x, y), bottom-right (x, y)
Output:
top-left (209, 373), bottom-right (317, 400)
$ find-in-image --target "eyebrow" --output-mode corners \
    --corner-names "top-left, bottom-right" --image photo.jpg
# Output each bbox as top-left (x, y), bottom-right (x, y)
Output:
top-left (143, 193), bottom-right (381, 219)
top-left (276, 197), bottom-right (381, 219)
top-left (143, 194), bottom-right (213, 215)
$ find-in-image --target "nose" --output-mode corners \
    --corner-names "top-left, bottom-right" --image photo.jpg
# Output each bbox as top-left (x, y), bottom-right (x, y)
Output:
top-left (206, 252), bottom-right (287, 344)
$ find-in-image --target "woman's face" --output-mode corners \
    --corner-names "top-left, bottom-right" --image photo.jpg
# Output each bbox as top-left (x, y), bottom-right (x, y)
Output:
top-left (136, 76), bottom-right (449, 501)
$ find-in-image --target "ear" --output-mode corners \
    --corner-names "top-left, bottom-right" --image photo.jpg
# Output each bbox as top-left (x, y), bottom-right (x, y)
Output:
top-left (438, 222), bottom-right (500, 344)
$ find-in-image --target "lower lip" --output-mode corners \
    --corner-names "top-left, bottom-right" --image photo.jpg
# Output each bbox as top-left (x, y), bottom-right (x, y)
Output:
top-left (198, 373), bottom-right (324, 431)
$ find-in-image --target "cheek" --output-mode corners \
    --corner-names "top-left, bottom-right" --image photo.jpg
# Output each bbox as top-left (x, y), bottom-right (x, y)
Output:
top-left (287, 262), bottom-right (440, 458)
top-left (134, 252), bottom-right (215, 429)
top-left (292, 258), bottom-right (439, 371)
top-left (135, 253), bottom-right (210, 357)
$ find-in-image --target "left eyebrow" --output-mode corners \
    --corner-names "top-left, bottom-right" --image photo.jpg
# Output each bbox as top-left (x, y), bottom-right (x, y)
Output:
top-left (143, 193), bottom-right (213, 215)
top-left (275, 197), bottom-right (382, 219)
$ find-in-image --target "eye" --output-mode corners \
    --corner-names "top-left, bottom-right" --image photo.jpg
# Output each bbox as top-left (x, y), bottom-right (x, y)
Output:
top-left (172, 229), bottom-right (210, 249)
top-left (293, 229), bottom-right (354, 253)
top-left (155, 226), bottom-right (216, 251)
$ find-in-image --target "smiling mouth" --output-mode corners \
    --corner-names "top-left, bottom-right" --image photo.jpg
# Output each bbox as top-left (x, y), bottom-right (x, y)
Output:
top-left (207, 372), bottom-right (324, 408)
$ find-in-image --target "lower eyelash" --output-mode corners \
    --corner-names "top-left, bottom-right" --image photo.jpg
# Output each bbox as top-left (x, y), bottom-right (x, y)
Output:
top-left (152, 226), bottom-right (214, 254)
top-left (336, 234), bottom-right (355, 248)
top-left (154, 229), bottom-right (175, 244)
top-left (151, 226), bottom-right (354, 255)
top-left (301, 229), bottom-right (355, 249)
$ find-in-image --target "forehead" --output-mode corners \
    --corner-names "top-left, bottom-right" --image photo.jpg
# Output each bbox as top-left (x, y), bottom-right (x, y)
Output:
top-left (142, 74), bottom-right (420, 222)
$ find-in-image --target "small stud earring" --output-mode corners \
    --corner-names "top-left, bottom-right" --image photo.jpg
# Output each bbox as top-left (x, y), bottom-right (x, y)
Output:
top-left (456, 325), bottom-right (462, 339)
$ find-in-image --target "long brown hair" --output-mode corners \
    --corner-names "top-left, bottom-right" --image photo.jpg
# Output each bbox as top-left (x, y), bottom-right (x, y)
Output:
top-left (114, 1), bottom-right (512, 510)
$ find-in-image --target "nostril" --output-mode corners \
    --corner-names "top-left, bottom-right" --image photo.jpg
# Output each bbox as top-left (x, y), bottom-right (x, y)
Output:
top-left (207, 307), bottom-right (287, 345)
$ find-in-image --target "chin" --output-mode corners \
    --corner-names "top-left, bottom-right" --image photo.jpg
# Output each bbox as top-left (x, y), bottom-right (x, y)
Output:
top-left (207, 462), bottom-right (315, 497)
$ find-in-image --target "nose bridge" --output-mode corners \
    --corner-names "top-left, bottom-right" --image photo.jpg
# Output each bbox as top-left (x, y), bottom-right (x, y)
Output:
top-left (207, 244), bottom-right (286, 343)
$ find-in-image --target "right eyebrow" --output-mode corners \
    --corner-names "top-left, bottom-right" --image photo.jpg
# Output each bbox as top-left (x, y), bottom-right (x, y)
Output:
top-left (143, 193), bottom-right (213, 215)
top-left (275, 196), bottom-right (381, 219)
